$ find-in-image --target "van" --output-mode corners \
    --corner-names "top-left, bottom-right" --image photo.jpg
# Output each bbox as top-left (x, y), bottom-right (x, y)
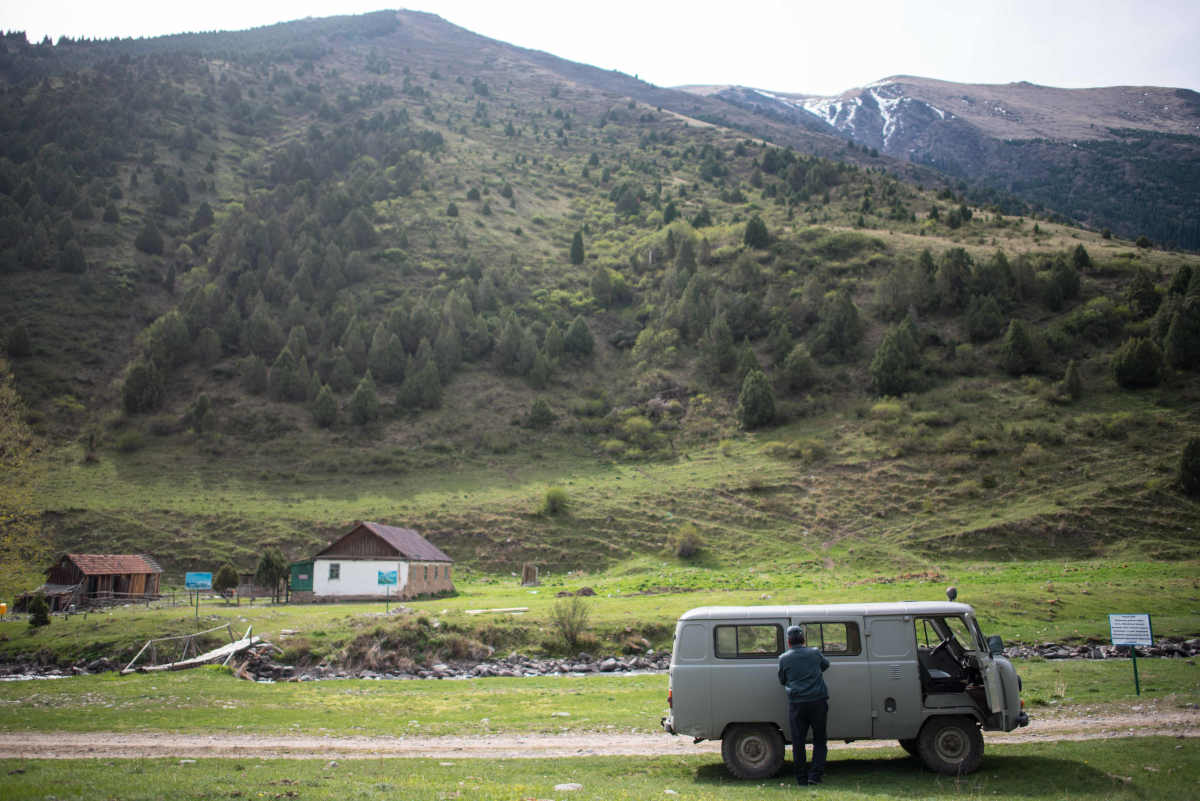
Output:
top-left (661, 601), bottom-right (1027, 776)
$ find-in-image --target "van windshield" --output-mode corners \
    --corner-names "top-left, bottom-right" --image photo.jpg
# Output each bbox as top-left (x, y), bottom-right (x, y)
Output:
top-left (915, 615), bottom-right (981, 652)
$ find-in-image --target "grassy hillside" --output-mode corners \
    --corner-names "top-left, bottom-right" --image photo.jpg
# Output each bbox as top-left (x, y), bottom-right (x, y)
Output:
top-left (0, 11), bottom-right (1198, 601)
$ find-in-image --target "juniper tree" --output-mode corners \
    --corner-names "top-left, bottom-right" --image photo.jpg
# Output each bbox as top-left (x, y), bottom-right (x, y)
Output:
top-left (569, 231), bottom-right (584, 265)
top-left (1111, 336), bottom-right (1164, 388)
top-left (564, 315), bottom-right (594, 357)
top-left (349, 370), bottom-right (380, 424)
top-left (1000, 319), bottom-right (1038, 376)
top-left (736, 369), bottom-right (776, 429)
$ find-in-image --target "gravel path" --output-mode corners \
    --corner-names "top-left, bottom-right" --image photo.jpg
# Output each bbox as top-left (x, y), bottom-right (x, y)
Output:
top-left (1, 710), bottom-right (1195, 759)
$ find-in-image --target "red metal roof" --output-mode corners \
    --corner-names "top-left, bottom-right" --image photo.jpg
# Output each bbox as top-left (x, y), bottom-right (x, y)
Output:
top-left (316, 522), bottom-right (453, 562)
top-left (64, 554), bottom-right (164, 575)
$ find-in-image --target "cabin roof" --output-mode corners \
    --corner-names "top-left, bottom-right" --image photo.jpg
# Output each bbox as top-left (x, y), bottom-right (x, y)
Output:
top-left (314, 522), bottom-right (453, 562)
top-left (60, 554), bottom-right (164, 576)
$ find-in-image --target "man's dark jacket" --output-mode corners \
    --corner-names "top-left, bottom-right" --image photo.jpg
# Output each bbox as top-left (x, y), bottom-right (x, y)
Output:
top-left (777, 645), bottom-right (830, 702)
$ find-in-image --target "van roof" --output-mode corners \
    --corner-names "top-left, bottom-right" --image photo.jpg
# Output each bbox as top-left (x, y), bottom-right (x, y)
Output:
top-left (678, 601), bottom-right (975, 621)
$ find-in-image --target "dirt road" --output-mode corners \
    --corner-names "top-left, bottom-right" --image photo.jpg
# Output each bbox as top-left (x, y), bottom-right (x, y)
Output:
top-left (1, 710), bottom-right (1195, 759)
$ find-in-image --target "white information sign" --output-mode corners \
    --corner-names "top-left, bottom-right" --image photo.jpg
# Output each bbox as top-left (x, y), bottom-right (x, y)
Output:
top-left (1108, 614), bottom-right (1153, 646)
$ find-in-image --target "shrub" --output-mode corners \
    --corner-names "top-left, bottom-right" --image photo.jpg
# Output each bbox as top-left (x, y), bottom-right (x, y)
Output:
top-left (312, 384), bottom-right (337, 428)
top-left (1181, 438), bottom-right (1200, 496)
top-left (669, 523), bottom-right (704, 559)
top-left (1111, 337), bottom-right (1163, 388)
top-left (27, 594), bottom-right (50, 628)
top-left (542, 486), bottom-right (569, 515)
top-left (528, 398), bottom-right (554, 429)
top-left (122, 360), bottom-right (165, 414)
top-left (5, 322), bottom-right (32, 358)
top-left (349, 370), bottom-right (380, 425)
top-left (550, 596), bottom-right (591, 651)
top-left (134, 220), bottom-right (164, 255)
top-left (213, 562), bottom-right (239, 595)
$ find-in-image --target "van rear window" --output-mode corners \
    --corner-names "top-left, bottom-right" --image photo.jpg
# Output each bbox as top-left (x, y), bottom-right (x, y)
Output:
top-left (801, 622), bottom-right (862, 656)
top-left (713, 624), bottom-right (784, 659)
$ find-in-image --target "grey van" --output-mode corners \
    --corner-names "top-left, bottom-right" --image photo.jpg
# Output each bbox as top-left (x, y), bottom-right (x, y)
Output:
top-left (661, 601), bottom-right (1027, 777)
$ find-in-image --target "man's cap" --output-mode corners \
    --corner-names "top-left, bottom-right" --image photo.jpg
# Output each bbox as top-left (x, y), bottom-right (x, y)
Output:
top-left (786, 625), bottom-right (804, 644)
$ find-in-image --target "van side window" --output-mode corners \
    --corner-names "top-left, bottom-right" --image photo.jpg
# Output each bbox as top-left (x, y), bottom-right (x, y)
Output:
top-left (800, 622), bottom-right (862, 656)
top-left (713, 624), bottom-right (783, 659)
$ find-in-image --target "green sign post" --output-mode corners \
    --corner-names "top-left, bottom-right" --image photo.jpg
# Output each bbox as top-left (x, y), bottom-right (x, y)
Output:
top-left (1108, 613), bottom-right (1153, 695)
top-left (378, 570), bottom-right (398, 613)
top-left (185, 572), bottom-right (213, 628)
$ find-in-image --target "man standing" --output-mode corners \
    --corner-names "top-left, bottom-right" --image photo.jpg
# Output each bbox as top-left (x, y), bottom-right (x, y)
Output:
top-left (778, 625), bottom-right (830, 786)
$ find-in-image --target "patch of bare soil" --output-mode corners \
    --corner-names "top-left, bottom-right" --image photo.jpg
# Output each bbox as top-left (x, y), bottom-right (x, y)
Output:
top-left (0, 710), bottom-right (1194, 760)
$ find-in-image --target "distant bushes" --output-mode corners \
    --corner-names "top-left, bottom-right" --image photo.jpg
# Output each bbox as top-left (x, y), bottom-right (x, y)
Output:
top-left (1111, 337), bottom-right (1163, 388)
top-left (542, 486), bottom-right (569, 515)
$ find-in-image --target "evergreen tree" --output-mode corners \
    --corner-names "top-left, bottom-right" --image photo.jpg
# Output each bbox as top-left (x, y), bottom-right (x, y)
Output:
top-left (1125, 270), bottom-right (1161, 320)
top-left (58, 240), bottom-right (86, 273)
top-left (735, 340), bottom-right (760, 387)
top-left (965, 295), bottom-right (1006, 342)
top-left (1000, 319), bottom-right (1038, 376)
top-left (528, 350), bottom-right (552, 389)
top-left (268, 347), bottom-right (300, 402)
top-left (1062, 359), bottom-right (1083, 400)
top-left (415, 360), bottom-right (442, 409)
top-left (340, 317), bottom-right (369, 374)
top-left (736, 369), bottom-right (776, 429)
top-left (434, 321), bottom-right (462, 381)
top-left (528, 397), bottom-right (554, 429)
top-left (5, 323), bottom-right (32, 358)
top-left (701, 313), bottom-right (737, 376)
top-left (1164, 300), bottom-right (1200, 370)
top-left (543, 321), bottom-right (565, 362)
top-left (27, 594), bottom-right (49, 628)
top-left (254, 548), bottom-right (290, 603)
top-left (349, 370), bottom-right (380, 424)
top-left (496, 313), bottom-right (526, 374)
top-left (213, 562), bottom-right (239, 596)
top-left (195, 327), bottom-right (222, 365)
top-left (146, 310), bottom-right (192, 367)
top-left (286, 325), bottom-right (309, 362)
top-left (811, 289), bottom-right (863, 363)
top-left (590, 265), bottom-right (614, 306)
top-left (569, 231), bottom-right (585, 265)
top-left (870, 328), bottom-right (913, 396)
top-left (1112, 336), bottom-right (1164, 388)
top-left (186, 394), bottom-right (214, 434)
top-left (743, 215), bottom-right (769, 248)
top-left (935, 248), bottom-right (972, 311)
top-left (1167, 265), bottom-right (1193, 297)
top-left (1072, 244), bottom-right (1092, 271)
top-left (564, 315), bottom-right (594, 357)
top-left (243, 306), bottom-right (284, 358)
top-left (1181, 438), bottom-right (1200, 496)
top-left (328, 347), bottom-right (356, 393)
top-left (779, 344), bottom-right (816, 393)
top-left (241, 355), bottom-right (268, 395)
top-left (134, 220), bottom-right (164, 255)
top-left (122, 360), bottom-right (165, 413)
top-left (313, 384), bottom-right (337, 427)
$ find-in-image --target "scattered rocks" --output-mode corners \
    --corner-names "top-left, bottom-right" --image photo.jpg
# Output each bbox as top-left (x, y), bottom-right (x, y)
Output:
top-left (1001, 637), bottom-right (1200, 661)
top-left (553, 783), bottom-right (583, 791)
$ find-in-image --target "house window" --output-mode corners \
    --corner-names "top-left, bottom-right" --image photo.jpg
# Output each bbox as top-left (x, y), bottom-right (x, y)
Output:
top-left (433, 566), bottom-right (438, 579)
top-left (446, 566), bottom-right (451, 580)
top-left (423, 565), bottom-right (428, 581)
top-left (329, 563), bottom-right (340, 580)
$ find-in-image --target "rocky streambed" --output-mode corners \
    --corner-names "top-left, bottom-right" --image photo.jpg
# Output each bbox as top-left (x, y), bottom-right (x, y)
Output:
top-left (2, 637), bottom-right (1197, 682)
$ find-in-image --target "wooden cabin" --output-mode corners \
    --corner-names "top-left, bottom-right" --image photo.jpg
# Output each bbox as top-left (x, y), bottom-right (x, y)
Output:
top-left (30, 554), bottom-right (163, 610)
top-left (293, 522), bottom-right (454, 602)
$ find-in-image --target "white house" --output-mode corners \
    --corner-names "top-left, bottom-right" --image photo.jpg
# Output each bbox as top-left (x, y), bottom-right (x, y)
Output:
top-left (310, 521), bottom-right (454, 600)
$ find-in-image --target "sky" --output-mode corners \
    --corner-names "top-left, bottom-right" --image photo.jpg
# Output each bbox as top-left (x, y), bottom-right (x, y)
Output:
top-left (1, 1), bottom-right (1197, 95)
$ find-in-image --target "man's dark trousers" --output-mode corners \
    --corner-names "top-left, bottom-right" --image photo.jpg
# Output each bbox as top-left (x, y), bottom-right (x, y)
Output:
top-left (787, 698), bottom-right (828, 783)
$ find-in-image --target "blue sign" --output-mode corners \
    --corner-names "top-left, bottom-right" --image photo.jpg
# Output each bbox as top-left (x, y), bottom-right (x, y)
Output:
top-left (377, 570), bottom-right (398, 586)
top-left (185, 572), bottom-right (213, 590)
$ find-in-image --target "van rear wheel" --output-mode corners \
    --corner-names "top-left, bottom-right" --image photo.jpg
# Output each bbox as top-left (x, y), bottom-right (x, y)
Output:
top-left (916, 716), bottom-right (984, 775)
top-left (721, 724), bottom-right (784, 779)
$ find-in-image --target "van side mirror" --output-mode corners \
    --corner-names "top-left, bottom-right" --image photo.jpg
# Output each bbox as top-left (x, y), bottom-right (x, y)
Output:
top-left (987, 635), bottom-right (1004, 655)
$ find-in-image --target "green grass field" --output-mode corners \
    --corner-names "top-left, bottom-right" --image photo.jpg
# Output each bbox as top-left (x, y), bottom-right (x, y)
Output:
top-left (2, 739), bottom-right (1195, 801)
top-left (3, 557), bottom-right (1198, 667)
top-left (0, 659), bottom-right (1194, 736)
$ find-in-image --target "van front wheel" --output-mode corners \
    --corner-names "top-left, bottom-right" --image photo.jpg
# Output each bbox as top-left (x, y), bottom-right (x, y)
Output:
top-left (917, 716), bottom-right (984, 775)
top-left (721, 724), bottom-right (784, 779)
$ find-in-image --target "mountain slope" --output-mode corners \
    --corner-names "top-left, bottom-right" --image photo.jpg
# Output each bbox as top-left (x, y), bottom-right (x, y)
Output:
top-left (0, 11), bottom-right (1197, 589)
top-left (685, 78), bottom-right (1200, 249)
